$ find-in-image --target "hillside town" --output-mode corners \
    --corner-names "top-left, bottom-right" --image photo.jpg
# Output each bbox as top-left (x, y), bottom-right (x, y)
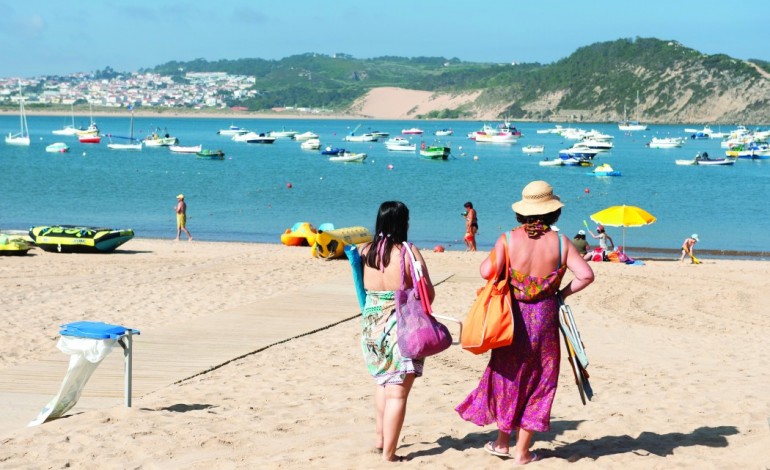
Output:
top-left (0, 71), bottom-right (262, 110)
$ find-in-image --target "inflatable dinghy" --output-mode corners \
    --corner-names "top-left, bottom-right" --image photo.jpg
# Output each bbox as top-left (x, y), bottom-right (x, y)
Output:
top-left (29, 225), bottom-right (134, 253)
top-left (311, 226), bottom-right (372, 259)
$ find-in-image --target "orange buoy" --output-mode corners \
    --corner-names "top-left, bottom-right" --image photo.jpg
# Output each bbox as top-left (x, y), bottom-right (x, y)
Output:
top-left (286, 182), bottom-right (292, 189)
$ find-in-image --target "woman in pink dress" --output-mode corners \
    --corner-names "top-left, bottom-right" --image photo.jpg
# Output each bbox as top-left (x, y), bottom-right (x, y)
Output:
top-left (456, 181), bottom-right (594, 465)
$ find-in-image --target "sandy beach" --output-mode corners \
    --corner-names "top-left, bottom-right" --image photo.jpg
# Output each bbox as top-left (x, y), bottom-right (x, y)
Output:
top-left (0, 238), bottom-right (768, 468)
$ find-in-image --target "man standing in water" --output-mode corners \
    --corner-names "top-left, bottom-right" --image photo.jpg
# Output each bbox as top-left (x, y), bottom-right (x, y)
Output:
top-left (175, 194), bottom-right (193, 241)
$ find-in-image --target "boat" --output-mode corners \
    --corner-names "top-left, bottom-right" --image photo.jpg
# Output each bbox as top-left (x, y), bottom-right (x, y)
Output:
top-left (169, 144), bottom-right (202, 153)
top-left (293, 131), bottom-right (319, 141)
top-left (434, 129), bottom-right (453, 136)
top-left (648, 137), bottom-right (685, 148)
top-left (472, 124), bottom-right (518, 144)
top-left (522, 145), bottom-right (545, 154)
top-left (536, 125), bottom-right (565, 134)
top-left (384, 137), bottom-right (416, 152)
top-left (402, 128), bottom-right (424, 135)
top-left (75, 103), bottom-right (99, 138)
top-left (589, 163), bottom-right (621, 176)
top-left (300, 138), bottom-right (321, 150)
top-left (578, 138), bottom-right (613, 152)
top-left (558, 145), bottom-right (599, 159)
top-left (321, 146), bottom-right (345, 155)
top-left (5, 83), bottom-right (30, 146)
top-left (726, 143), bottom-right (770, 159)
top-left (618, 91), bottom-right (648, 131)
top-left (52, 104), bottom-right (82, 136)
top-left (419, 145), bottom-right (451, 160)
top-left (196, 149), bottom-right (225, 159)
top-left (244, 133), bottom-right (276, 144)
top-left (371, 131), bottom-right (390, 138)
top-left (107, 109), bottom-right (142, 150)
top-left (675, 158), bottom-right (697, 166)
top-left (269, 128), bottom-right (298, 139)
top-left (29, 225), bottom-right (135, 253)
top-left (143, 129), bottom-right (178, 147)
top-left (678, 153), bottom-right (736, 166)
top-left (561, 157), bottom-right (593, 167)
top-left (343, 133), bottom-right (377, 142)
top-left (329, 152), bottom-right (367, 163)
top-left (0, 234), bottom-right (33, 256)
top-left (78, 135), bottom-right (101, 144)
top-left (45, 142), bottom-right (70, 153)
top-left (538, 158), bottom-right (563, 167)
top-left (311, 226), bottom-right (373, 259)
top-left (217, 125), bottom-right (248, 136)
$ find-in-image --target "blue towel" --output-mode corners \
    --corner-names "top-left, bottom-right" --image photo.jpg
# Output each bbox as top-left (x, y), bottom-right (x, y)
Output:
top-left (344, 244), bottom-right (366, 312)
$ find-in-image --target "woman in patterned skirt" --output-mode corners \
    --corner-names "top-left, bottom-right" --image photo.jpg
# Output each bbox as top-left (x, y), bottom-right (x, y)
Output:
top-left (456, 181), bottom-right (594, 465)
top-left (360, 201), bottom-right (435, 462)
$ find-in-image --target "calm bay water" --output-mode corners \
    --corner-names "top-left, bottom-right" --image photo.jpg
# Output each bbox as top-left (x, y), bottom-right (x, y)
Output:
top-left (2, 115), bottom-right (768, 257)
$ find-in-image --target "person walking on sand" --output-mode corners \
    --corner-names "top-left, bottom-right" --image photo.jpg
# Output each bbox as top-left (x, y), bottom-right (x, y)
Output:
top-left (463, 201), bottom-right (478, 251)
top-left (679, 234), bottom-right (699, 263)
top-left (175, 194), bottom-right (192, 241)
top-left (456, 181), bottom-right (594, 465)
top-left (359, 201), bottom-right (435, 463)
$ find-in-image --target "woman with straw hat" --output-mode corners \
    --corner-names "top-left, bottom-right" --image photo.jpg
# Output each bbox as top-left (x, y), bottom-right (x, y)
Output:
top-left (456, 180), bottom-right (594, 465)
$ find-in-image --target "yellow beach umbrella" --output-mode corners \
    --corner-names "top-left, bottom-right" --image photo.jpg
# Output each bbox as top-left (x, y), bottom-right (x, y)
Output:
top-left (589, 205), bottom-right (656, 251)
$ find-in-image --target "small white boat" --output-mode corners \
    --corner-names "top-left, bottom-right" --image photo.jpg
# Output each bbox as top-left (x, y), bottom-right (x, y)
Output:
top-left (143, 129), bottom-right (178, 147)
top-left (539, 158), bottom-right (563, 167)
top-left (384, 137), bottom-right (416, 151)
top-left (217, 125), bottom-right (248, 136)
top-left (329, 152), bottom-right (367, 163)
top-left (401, 128), bottom-right (424, 135)
top-left (300, 138), bottom-right (321, 150)
top-left (648, 137), bottom-right (685, 148)
top-left (343, 133), bottom-right (378, 142)
top-left (293, 131), bottom-right (319, 141)
top-left (169, 144), bottom-right (202, 153)
top-left (522, 145), bottom-right (545, 154)
top-left (52, 104), bottom-right (81, 136)
top-left (45, 142), bottom-right (69, 153)
top-left (269, 128), bottom-right (298, 139)
top-left (675, 159), bottom-right (697, 166)
top-left (232, 131), bottom-right (260, 142)
top-left (475, 132), bottom-right (517, 144)
top-left (434, 129), bottom-right (453, 136)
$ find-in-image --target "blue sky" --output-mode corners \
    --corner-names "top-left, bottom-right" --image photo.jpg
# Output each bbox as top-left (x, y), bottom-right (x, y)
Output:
top-left (1, 0), bottom-right (768, 78)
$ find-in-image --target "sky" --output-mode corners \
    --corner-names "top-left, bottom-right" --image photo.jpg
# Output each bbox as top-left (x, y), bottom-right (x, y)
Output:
top-left (1, 0), bottom-right (769, 78)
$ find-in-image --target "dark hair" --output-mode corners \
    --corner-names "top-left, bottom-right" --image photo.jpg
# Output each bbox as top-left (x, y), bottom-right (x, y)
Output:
top-left (515, 208), bottom-right (561, 226)
top-left (464, 202), bottom-right (473, 209)
top-left (574, 233), bottom-right (586, 240)
top-left (365, 201), bottom-right (409, 270)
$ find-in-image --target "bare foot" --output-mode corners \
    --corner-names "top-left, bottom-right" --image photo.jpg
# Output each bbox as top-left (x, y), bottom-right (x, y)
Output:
top-left (513, 452), bottom-right (541, 465)
top-left (383, 455), bottom-right (409, 462)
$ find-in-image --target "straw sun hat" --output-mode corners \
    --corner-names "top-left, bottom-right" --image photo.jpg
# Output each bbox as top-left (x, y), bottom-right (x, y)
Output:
top-left (511, 180), bottom-right (564, 216)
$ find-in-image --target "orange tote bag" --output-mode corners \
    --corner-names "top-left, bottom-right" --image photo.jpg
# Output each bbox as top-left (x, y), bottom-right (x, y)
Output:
top-left (461, 232), bottom-right (514, 354)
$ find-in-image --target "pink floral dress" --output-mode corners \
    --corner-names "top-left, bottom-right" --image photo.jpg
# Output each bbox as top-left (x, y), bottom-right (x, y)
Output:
top-left (456, 233), bottom-right (566, 433)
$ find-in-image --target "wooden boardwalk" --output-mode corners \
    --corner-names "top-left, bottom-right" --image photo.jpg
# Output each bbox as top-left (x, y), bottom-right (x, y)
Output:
top-left (0, 271), bottom-right (451, 435)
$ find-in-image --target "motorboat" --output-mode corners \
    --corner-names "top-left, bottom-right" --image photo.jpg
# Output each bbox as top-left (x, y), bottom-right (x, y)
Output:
top-left (419, 145), bottom-right (451, 160)
top-left (196, 149), bottom-right (225, 160)
top-left (434, 129), bottom-right (453, 136)
top-left (589, 163), bottom-right (621, 176)
top-left (343, 133), bottom-right (378, 142)
top-left (558, 145), bottom-right (599, 159)
top-left (45, 142), bottom-right (70, 153)
top-left (401, 128), bottom-right (424, 135)
top-left (474, 128), bottom-right (518, 144)
top-left (522, 145), bottom-right (545, 154)
top-left (579, 138), bottom-right (613, 152)
top-left (538, 158), bottom-right (563, 167)
top-left (384, 137), bottom-right (416, 151)
top-left (269, 128), bottom-right (298, 139)
top-left (144, 130), bottom-right (178, 147)
top-left (371, 130), bottom-right (390, 138)
top-left (300, 138), bottom-right (321, 150)
top-left (678, 153), bottom-right (736, 165)
top-left (329, 152), bottom-right (367, 163)
top-left (75, 123), bottom-right (100, 138)
top-left (561, 157), bottom-right (593, 167)
top-left (726, 143), bottom-right (770, 159)
top-left (648, 137), bottom-right (685, 148)
top-left (244, 133), bottom-right (276, 144)
top-left (29, 225), bottom-right (134, 253)
top-left (321, 146), bottom-right (345, 155)
top-left (169, 144), bottom-right (202, 153)
top-left (293, 131), bottom-right (319, 141)
top-left (536, 125), bottom-right (565, 135)
top-left (217, 125), bottom-right (248, 136)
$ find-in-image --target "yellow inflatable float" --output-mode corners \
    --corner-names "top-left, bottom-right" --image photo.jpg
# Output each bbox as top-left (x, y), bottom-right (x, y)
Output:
top-left (280, 222), bottom-right (319, 246)
top-left (311, 226), bottom-right (373, 259)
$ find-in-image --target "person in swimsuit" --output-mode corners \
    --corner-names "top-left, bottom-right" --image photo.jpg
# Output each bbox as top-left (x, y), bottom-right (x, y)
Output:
top-left (175, 194), bottom-right (193, 241)
top-left (359, 201), bottom-right (435, 463)
top-left (456, 181), bottom-right (594, 465)
top-left (464, 201), bottom-right (478, 251)
top-left (679, 233), bottom-right (699, 263)
top-left (587, 225), bottom-right (613, 260)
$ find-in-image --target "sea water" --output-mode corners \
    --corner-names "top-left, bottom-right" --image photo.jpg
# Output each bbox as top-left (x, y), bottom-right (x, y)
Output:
top-left (1, 115), bottom-right (768, 257)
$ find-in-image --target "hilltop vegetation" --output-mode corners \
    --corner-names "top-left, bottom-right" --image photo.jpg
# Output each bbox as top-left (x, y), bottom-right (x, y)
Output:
top-left (146, 37), bottom-right (766, 123)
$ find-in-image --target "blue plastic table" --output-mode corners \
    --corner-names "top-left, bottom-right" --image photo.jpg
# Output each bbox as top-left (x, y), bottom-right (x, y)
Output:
top-left (60, 321), bottom-right (140, 407)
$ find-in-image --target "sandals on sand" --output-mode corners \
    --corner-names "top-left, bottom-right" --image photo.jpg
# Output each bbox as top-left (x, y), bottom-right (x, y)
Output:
top-left (484, 441), bottom-right (511, 458)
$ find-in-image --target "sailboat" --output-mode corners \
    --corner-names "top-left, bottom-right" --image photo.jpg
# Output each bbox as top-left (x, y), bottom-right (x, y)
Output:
top-left (76, 102), bottom-right (101, 142)
top-left (107, 107), bottom-right (142, 150)
top-left (618, 91), bottom-right (648, 131)
top-left (52, 103), bottom-right (82, 136)
top-left (5, 84), bottom-right (30, 146)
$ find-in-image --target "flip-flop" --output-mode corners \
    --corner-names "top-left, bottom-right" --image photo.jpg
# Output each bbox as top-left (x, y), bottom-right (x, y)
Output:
top-left (484, 441), bottom-right (511, 458)
top-left (514, 452), bottom-right (541, 466)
